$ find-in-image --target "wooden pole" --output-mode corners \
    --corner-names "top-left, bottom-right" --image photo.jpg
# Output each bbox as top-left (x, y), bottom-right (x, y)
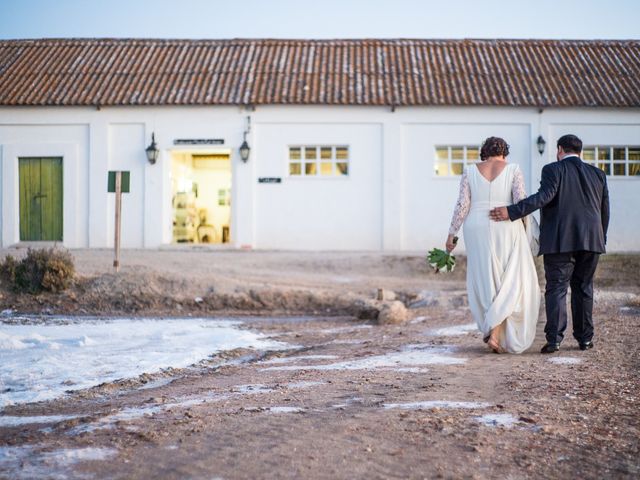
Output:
top-left (113, 171), bottom-right (122, 272)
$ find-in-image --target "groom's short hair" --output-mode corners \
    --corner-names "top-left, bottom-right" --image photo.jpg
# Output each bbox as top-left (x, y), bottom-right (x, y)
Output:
top-left (557, 134), bottom-right (583, 154)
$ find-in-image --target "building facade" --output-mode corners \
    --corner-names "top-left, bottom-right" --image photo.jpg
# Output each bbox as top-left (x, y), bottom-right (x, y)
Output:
top-left (1, 39), bottom-right (638, 251)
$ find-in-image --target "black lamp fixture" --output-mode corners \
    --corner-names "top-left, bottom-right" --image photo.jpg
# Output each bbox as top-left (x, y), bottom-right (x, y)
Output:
top-left (239, 116), bottom-right (251, 163)
top-left (146, 133), bottom-right (159, 164)
top-left (536, 135), bottom-right (546, 155)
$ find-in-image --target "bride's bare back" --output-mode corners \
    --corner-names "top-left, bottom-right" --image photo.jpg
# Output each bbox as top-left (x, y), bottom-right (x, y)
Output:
top-left (476, 157), bottom-right (508, 182)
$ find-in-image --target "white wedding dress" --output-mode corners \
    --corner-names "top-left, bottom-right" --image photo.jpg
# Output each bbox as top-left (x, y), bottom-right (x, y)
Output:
top-left (449, 163), bottom-right (541, 353)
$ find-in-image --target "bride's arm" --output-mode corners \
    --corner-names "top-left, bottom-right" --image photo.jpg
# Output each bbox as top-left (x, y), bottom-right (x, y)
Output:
top-left (511, 167), bottom-right (528, 228)
top-left (446, 170), bottom-right (470, 251)
top-left (511, 166), bottom-right (527, 203)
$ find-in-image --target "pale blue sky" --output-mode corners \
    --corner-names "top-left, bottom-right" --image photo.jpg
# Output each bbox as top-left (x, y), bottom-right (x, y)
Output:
top-left (0, 0), bottom-right (638, 40)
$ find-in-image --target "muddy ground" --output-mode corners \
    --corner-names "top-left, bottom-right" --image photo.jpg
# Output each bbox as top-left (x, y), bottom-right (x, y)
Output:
top-left (0, 250), bottom-right (639, 479)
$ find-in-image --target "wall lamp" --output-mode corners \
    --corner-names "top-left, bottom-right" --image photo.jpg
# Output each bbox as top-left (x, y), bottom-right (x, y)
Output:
top-left (239, 116), bottom-right (251, 163)
top-left (146, 133), bottom-right (159, 164)
top-left (536, 135), bottom-right (546, 155)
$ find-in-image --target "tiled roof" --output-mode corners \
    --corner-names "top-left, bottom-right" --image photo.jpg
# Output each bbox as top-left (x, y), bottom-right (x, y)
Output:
top-left (0, 38), bottom-right (638, 107)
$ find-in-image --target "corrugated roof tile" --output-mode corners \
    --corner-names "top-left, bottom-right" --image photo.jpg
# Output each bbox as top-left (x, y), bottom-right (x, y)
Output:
top-left (0, 38), bottom-right (637, 107)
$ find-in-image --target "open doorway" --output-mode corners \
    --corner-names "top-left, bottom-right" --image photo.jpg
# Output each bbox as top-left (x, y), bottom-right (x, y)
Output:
top-left (171, 150), bottom-right (231, 244)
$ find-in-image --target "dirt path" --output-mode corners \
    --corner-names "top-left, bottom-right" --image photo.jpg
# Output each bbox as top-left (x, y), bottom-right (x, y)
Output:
top-left (1, 296), bottom-right (638, 479)
top-left (1, 251), bottom-right (638, 479)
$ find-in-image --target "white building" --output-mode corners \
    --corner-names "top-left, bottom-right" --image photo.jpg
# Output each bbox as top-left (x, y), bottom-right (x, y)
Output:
top-left (0, 39), bottom-right (638, 251)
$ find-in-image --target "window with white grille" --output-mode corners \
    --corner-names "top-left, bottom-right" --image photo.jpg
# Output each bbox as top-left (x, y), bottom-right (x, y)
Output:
top-left (582, 146), bottom-right (640, 177)
top-left (288, 146), bottom-right (349, 177)
top-left (434, 146), bottom-right (480, 176)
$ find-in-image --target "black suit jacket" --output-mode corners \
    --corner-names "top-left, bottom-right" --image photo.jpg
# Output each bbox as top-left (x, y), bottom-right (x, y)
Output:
top-left (507, 155), bottom-right (609, 255)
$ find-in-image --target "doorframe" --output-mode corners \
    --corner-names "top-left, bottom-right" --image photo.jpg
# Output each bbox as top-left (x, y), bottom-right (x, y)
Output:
top-left (2, 142), bottom-right (79, 248)
top-left (165, 147), bottom-right (233, 247)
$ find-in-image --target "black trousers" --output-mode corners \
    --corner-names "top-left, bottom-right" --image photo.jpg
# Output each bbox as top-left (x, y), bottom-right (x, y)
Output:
top-left (543, 251), bottom-right (600, 345)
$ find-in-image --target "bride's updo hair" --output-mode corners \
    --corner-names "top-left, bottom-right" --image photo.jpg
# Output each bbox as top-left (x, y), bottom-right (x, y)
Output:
top-left (480, 137), bottom-right (510, 161)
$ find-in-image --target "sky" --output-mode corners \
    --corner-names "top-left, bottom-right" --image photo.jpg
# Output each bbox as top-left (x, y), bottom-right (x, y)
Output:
top-left (0, 0), bottom-right (639, 40)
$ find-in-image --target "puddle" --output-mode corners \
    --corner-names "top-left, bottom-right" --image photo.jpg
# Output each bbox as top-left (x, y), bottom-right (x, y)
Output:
top-left (548, 357), bottom-right (582, 365)
top-left (0, 445), bottom-right (117, 479)
top-left (429, 324), bottom-right (477, 336)
top-left (383, 401), bottom-right (491, 410)
top-left (262, 345), bottom-right (466, 371)
top-left (475, 413), bottom-right (522, 427)
top-left (0, 414), bottom-right (83, 428)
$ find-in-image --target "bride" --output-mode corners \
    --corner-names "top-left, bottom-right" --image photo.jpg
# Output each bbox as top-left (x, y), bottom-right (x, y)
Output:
top-left (446, 137), bottom-right (541, 353)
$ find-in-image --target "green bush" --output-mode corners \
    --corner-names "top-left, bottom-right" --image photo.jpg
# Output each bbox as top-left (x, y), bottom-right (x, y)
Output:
top-left (0, 248), bottom-right (75, 293)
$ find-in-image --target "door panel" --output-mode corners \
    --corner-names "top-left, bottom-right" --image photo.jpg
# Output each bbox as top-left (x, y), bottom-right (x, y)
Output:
top-left (19, 157), bottom-right (63, 241)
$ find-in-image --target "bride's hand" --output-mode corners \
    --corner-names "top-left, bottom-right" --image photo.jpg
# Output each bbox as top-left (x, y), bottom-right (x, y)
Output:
top-left (446, 234), bottom-right (457, 253)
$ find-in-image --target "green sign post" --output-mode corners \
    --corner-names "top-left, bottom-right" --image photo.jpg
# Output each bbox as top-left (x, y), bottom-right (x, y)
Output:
top-left (108, 171), bottom-right (130, 272)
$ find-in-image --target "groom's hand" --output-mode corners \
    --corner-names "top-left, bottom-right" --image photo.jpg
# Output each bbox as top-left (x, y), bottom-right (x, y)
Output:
top-left (489, 207), bottom-right (509, 222)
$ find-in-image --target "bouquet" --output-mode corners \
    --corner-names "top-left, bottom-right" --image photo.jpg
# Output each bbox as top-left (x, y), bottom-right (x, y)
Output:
top-left (427, 236), bottom-right (457, 273)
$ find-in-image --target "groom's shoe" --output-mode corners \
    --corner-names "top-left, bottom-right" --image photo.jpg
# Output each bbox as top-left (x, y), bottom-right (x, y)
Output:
top-left (540, 343), bottom-right (560, 354)
top-left (579, 341), bottom-right (594, 351)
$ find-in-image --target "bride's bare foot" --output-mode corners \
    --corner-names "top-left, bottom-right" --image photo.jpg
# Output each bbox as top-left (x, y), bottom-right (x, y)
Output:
top-left (487, 334), bottom-right (506, 354)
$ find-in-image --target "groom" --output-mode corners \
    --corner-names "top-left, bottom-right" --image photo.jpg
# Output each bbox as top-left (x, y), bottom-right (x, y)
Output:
top-left (489, 134), bottom-right (609, 354)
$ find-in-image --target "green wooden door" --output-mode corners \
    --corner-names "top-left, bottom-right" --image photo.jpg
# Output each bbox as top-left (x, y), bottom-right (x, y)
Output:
top-left (19, 157), bottom-right (63, 241)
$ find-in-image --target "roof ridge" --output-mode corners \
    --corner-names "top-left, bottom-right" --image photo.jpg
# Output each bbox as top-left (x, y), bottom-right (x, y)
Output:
top-left (0, 38), bottom-right (638, 45)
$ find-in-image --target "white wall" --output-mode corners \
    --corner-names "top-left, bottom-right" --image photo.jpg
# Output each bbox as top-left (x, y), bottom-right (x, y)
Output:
top-left (254, 122), bottom-right (383, 250)
top-left (0, 105), bottom-right (638, 252)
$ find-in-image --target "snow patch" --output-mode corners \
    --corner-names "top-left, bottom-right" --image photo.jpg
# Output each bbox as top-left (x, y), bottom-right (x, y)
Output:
top-left (0, 414), bottom-right (82, 428)
top-left (318, 325), bottom-right (373, 335)
top-left (137, 377), bottom-right (175, 391)
top-left (383, 400), bottom-right (491, 410)
top-left (475, 413), bottom-right (521, 427)
top-left (260, 354), bottom-right (338, 365)
top-left (548, 357), bottom-right (582, 365)
top-left (69, 405), bottom-right (163, 434)
top-left (0, 318), bottom-right (288, 407)
top-left (430, 323), bottom-right (477, 336)
top-left (234, 384), bottom-right (274, 394)
top-left (262, 345), bottom-right (465, 371)
top-left (268, 406), bottom-right (305, 414)
top-left (286, 381), bottom-right (325, 389)
top-left (0, 445), bottom-right (116, 480)
top-left (328, 339), bottom-right (367, 345)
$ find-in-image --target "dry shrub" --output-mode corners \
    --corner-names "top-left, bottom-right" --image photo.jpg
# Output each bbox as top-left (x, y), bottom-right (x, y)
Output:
top-left (0, 254), bottom-right (19, 286)
top-left (0, 248), bottom-right (75, 293)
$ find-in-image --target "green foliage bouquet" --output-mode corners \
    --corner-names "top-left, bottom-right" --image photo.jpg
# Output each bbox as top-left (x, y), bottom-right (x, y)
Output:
top-left (427, 237), bottom-right (457, 273)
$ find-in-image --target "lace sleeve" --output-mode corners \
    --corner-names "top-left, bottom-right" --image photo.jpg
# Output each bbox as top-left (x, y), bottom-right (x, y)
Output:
top-left (512, 166), bottom-right (527, 203)
top-left (448, 169), bottom-right (471, 235)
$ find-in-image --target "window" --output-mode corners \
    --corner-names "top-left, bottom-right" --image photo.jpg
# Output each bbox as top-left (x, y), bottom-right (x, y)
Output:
top-left (434, 146), bottom-right (480, 176)
top-left (289, 146), bottom-right (349, 177)
top-left (582, 146), bottom-right (640, 177)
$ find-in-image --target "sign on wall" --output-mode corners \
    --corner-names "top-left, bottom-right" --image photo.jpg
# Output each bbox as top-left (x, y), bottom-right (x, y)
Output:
top-left (107, 171), bottom-right (131, 193)
top-left (173, 139), bottom-right (224, 145)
